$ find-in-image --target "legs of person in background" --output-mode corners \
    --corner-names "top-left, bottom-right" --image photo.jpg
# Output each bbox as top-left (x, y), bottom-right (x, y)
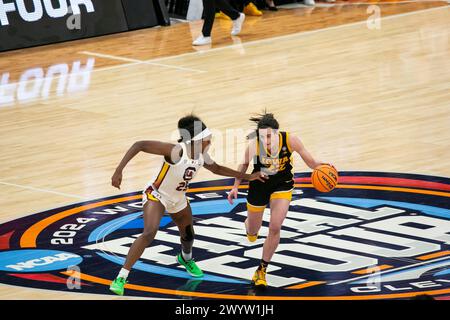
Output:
top-left (265, 0), bottom-right (278, 11)
top-left (216, 1), bottom-right (233, 21)
top-left (193, 0), bottom-right (215, 45)
top-left (193, 0), bottom-right (243, 45)
top-left (219, 0), bottom-right (261, 17)
top-left (231, 13), bottom-right (245, 36)
top-left (216, 11), bottom-right (232, 20)
top-left (192, 34), bottom-right (212, 46)
top-left (216, 0), bottom-right (245, 36)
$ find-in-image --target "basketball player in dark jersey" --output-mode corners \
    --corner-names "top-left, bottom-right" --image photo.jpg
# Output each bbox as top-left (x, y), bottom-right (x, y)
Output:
top-left (228, 112), bottom-right (332, 288)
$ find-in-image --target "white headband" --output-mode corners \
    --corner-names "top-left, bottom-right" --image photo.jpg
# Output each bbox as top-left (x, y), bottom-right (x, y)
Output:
top-left (186, 128), bottom-right (212, 143)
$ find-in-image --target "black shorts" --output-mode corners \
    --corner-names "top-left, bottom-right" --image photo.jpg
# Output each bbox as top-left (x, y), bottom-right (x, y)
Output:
top-left (247, 177), bottom-right (294, 212)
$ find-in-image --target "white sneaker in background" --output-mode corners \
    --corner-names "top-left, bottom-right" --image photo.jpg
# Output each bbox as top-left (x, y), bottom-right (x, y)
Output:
top-left (192, 35), bottom-right (212, 46)
top-left (304, 0), bottom-right (315, 6)
top-left (231, 13), bottom-right (245, 36)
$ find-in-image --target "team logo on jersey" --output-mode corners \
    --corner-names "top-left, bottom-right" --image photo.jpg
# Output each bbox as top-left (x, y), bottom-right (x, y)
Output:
top-left (183, 167), bottom-right (197, 181)
top-left (0, 172), bottom-right (449, 299)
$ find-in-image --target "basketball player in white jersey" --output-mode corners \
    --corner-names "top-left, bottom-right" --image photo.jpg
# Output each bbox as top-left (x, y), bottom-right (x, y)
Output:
top-left (109, 114), bottom-right (266, 296)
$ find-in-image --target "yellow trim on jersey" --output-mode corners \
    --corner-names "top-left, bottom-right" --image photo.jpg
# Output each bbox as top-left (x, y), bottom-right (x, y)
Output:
top-left (247, 202), bottom-right (266, 213)
top-left (270, 190), bottom-right (293, 201)
top-left (146, 192), bottom-right (160, 202)
top-left (154, 163), bottom-right (170, 188)
top-left (256, 137), bottom-right (260, 157)
top-left (279, 132), bottom-right (283, 155)
top-left (285, 132), bottom-right (293, 154)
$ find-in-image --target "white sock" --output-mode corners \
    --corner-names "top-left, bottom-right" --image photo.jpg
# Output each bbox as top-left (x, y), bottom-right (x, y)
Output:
top-left (182, 251), bottom-right (192, 261)
top-left (118, 268), bottom-right (129, 280)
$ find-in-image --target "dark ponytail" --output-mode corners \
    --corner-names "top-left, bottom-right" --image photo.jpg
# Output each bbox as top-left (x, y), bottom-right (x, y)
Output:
top-left (247, 111), bottom-right (279, 139)
top-left (249, 112), bottom-right (279, 129)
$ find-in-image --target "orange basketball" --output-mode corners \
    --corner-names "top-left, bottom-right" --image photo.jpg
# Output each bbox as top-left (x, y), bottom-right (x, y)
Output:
top-left (311, 164), bottom-right (339, 192)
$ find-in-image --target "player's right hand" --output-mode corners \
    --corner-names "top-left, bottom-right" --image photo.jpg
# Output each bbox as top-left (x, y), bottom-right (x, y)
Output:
top-left (111, 170), bottom-right (122, 189)
top-left (318, 162), bottom-right (337, 171)
top-left (249, 171), bottom-right (268, 183)
top-left (227, 187), bottom-right (238, 205)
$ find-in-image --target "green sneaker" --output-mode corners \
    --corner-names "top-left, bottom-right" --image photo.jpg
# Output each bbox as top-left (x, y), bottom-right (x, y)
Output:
top-left (109, 277), bottom-right (127, 296)
top-left (177, 254), bottom-right (204, 278)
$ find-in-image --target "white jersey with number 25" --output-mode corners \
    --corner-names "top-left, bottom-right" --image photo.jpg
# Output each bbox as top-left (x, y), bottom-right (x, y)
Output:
top-left (143, 143), bottom-right (204, 213)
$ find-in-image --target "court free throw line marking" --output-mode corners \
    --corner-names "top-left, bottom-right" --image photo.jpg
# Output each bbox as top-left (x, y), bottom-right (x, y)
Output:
top-left (0, 181), bottom-right (86, 200)
top-left (80, 51), bottom-right (206, 74)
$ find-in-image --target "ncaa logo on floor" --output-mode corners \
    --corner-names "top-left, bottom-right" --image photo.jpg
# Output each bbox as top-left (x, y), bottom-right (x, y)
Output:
top-left (0, 172), bottom-right (449, 299)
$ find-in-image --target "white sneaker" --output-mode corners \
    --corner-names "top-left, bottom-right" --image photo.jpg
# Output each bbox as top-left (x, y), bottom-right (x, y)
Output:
top-left (231, 13), bottom-right (245, 36)
top-left (304, 0), bottom-right (315, 5)
top-left (192, 35), bottom-right (212, 46)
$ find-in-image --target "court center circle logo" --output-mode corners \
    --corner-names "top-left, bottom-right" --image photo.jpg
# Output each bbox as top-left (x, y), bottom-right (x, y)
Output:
top-left (0, 172), bottom-right (449, 300)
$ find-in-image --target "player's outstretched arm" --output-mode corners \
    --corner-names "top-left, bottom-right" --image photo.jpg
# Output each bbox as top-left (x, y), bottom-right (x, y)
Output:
top-left (203, 149), bottom-right (266, 183)
top-left (111, 141), bottom-right (178, 189)
top-left (205, 162), bottom-right (266, 182)
top-left (289, 135), bottom-right (324, 170)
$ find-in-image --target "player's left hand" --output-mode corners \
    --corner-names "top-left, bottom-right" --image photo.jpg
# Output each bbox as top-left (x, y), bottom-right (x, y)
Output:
top-left (111, 170), bottom-right (122, 189)
top-left (227, 187), bottom-right (238, 205)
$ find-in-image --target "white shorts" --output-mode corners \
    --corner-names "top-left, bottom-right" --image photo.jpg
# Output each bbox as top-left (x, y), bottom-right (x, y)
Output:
top-left (142, 185), bottom-right (188, 214)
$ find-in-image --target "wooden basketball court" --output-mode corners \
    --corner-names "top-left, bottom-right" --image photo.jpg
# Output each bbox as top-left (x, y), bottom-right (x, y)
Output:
top-left (0, 0), bottom-right (449, 299)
